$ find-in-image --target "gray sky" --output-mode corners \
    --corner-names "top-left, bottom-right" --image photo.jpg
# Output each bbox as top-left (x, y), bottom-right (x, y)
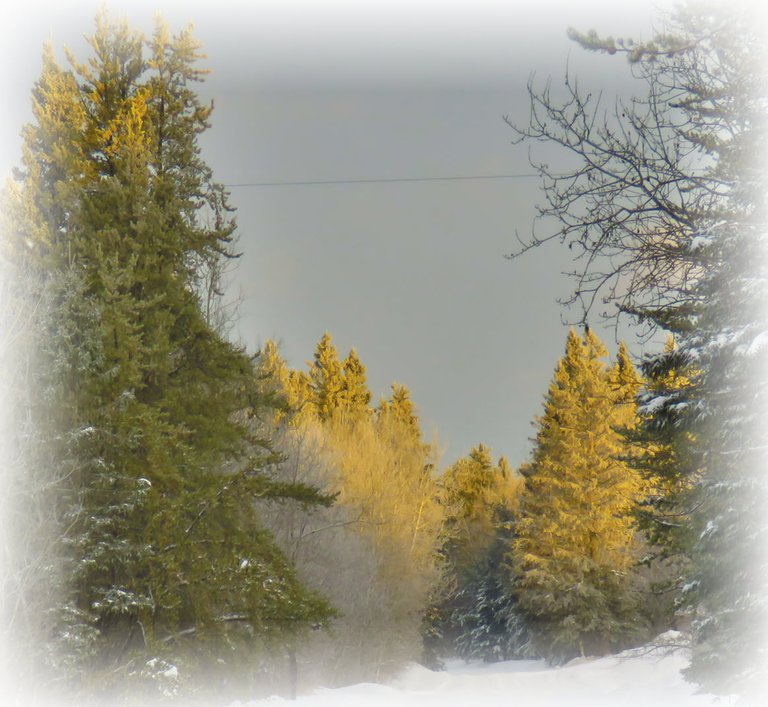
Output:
top-left (2, 0), bottom-right (676, 467)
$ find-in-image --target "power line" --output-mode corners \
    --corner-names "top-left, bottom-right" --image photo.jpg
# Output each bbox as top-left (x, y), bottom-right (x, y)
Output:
top-left (223, 172), bottom-right (542, 188)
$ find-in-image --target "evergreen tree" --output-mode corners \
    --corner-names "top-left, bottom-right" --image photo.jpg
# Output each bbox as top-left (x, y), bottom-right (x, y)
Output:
top-left (379, 383), bottom-right (420, 438)
top-left (441, 445), bottom-right (508, 554)
top-left (307, 332), bottom-right (345, 422)
top-left (512, 330), bottom-right (646, 663)
top-left (6, 14), bottom-right (333, 700)
top-left (617, 337), bottom-right (699, 635)
top-left (339, 348), bottom-right (372, 420)
top-left (632, 338), bottom-right (698, 557)
top-left (610, 342), bottom-right (643, 421)
top-left (304, 334), bottom-right (374, 425)
top-left (452, 515), bottom-right (527, 663)
top-left (427, 446), bottom-right (524, 663)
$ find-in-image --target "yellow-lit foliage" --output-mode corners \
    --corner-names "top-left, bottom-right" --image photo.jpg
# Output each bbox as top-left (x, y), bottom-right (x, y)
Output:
top-left (328, 412), bottom-right (443, 587)
top-left (514, 329), bottom-right (647, 662)
top-left (440, 445), bottom-right (522, 566)
top-left (610, 341), bottom-right (644, 430)
top-left (257, 336), bottom-right (445, 682)
top-left (311, 408), bottom-right (442, 678)
top-left (308, 333), bottom-right (345, 422)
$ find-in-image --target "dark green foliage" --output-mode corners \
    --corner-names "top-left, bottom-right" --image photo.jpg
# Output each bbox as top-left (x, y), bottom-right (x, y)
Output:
top-left (8, 13), bottom-right (334, 700)
top-left (628, 340), bottom-right (698, 557)
top-left (426, 446), bottom-right (525, 663)
top-left (451, 508), bottom-right (528, 662)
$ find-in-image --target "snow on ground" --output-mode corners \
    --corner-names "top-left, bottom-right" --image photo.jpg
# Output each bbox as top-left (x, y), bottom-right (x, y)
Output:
top-left (231, 634), bottom-right (737, 707)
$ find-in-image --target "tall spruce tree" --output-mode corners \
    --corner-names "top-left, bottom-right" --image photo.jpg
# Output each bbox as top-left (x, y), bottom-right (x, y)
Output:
top-left (305, 334), bottom-right (373, 424)
top-left (6, 14), bottom-right (333, 700)
top-left (512, 330), bottom-right (646, 663)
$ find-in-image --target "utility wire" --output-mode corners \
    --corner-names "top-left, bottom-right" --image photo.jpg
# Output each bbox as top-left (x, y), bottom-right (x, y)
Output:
top-left (223, 172), bottom-right (542, 188)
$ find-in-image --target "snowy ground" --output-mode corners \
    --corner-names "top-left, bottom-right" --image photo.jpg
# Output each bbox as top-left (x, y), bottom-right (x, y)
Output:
top-left (231, 634), bottom-right (737, 707)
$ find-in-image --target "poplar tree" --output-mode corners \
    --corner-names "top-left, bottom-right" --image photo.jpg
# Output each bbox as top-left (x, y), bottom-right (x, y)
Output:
top-left (264, 336), bottom-right (444, 681)
top-left (6, 14), bottom-right (332, 700)
top-left (513, 330), bottom-right (646, 663)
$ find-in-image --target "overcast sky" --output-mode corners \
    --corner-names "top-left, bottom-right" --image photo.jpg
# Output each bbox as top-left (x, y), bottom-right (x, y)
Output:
top-left (2, 0), bottom-right (679, 467)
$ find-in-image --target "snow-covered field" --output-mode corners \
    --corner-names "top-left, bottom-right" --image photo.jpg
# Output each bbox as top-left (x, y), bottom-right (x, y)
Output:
top-left (232, 634), bottom-right (736, 707)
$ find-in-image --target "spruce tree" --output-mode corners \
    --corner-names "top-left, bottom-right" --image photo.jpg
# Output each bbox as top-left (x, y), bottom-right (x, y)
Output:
top-left (379, 384), bottom-right (422, 443)
top-left (614, 337), bottom-right (699, 634)
top-left (7, 14), bottom-right (333, 700)
top-left (427, 446), bottom-right (524, 662)
top-left (307, 332), bottom-right (345, 422)
top-left (512, 329), bottom-right (646, 663)
top-left (340, 348), bottom-right (372, 420)
top-left (632, 338), bottom-right (698, 557)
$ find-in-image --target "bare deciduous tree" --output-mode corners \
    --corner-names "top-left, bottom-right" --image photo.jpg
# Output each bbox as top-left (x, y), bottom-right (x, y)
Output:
top-left (507, 2), bottom-right (767, 697)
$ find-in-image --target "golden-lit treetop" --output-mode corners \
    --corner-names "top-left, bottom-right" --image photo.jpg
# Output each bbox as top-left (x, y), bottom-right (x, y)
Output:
top-left (513, 328), bottom-right (647, 661)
